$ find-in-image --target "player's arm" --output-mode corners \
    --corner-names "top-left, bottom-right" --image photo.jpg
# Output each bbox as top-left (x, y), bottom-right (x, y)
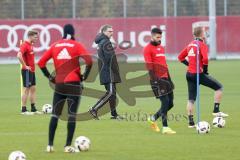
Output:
top-left (37, 47), bottom-right (53, 79)
top-left (143, 46), bottom-right (156, 81)
top-left (201, 43), bottom-right (209, 74)
top-left (17, 44), bottom-right (31, 70)
top-left (78, 44), bottom-right (93, 81)
top-left (178, 47), bottom-right (189, 66)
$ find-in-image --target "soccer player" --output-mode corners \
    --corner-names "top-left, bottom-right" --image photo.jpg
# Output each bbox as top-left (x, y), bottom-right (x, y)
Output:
top-left (17, 30), bottom-right (41, 115)
top-left (89, 24), bottom-right (122, 120)
top-left (38, 24), bottom-right (92, 153)
top-left (144, 28), bottom-right (176, 134)
top-left (178, 26), bottom-right (228, 128)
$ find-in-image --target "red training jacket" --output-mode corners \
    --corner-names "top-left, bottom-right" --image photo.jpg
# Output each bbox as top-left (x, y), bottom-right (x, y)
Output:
top-left (38, 39), bottom-right (92, 83)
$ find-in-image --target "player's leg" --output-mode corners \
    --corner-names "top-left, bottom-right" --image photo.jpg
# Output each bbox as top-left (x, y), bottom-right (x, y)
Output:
top-left (187, 100), bottom-right (195, 128)
top-left (159, 95), bottom-right (176, 134)
top-left (167, 91), bottom-right (174, 111)
top-left (65, 95), bottom-right (80, 145)
top-left (186, 73), bottom-right (197, 128)
top-left (28, 72), bottom-right (40, 113)
top-left (29, 85), bottom-right (39, 113)
top-left (214, 89), bottom-right (222, 112)
top-left (89, 83), bottom-right (114, 119)
top-left (21, 87), bottom-right (30, 113)
top-left (21, 69), bottom-right (30, 113)
top-left (200, 74), bottom-right (228, 117)
top-left (47, 91), bottom-right (66, 152)
top-left (148, 94), bottom-right (171, 133)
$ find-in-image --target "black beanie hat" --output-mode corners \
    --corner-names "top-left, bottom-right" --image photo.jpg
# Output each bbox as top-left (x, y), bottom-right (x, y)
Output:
top-left (63, 24), bottom-right (75, 40)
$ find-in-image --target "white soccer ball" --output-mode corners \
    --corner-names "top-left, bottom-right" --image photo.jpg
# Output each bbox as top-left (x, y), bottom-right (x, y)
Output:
top-left (8, 151), bottom-right (26, 160)
top-left (196, 121), bottom-right (210, 134)
top-left (212, 117), bottom-right (225, 128)
top-left (42, 104), bottom-right (52, 114)
top-left (75, 136), bottom-right (91, 151)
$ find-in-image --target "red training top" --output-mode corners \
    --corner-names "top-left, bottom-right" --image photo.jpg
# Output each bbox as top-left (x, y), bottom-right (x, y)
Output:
top-left (38, 39), bottom-right (92, 83)
top-left (144, 43), bottom-right (169, 79)
top-left (19, 41), bottom-right (35, 72)
top-left (178, 40), bottom-right (208, 73)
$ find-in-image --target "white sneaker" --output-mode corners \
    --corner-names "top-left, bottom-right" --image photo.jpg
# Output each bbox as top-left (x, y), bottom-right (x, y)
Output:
top-left (188, 125), bottom-right (196, 128)
top-left (32, 111), bottom-right (43, 115)
top-left (64, 146), bottom-right (75, 153)
top-left (21, 111), bottom-right (34, 115)
top-left (46, 145), bottom-right (54, 153)
top-left (212, 112), bottom-right (229, 117)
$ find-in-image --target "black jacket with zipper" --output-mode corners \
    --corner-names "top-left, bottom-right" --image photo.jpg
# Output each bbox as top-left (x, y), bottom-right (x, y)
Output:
top-left (95, 33), bottom-right (121, 85)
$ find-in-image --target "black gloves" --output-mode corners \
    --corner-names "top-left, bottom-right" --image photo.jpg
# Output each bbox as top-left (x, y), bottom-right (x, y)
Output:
top-left (40, 67), bottom-right (55, 83)
top-left (203, 65), bottom-right (209, 75)
top-left (40, 67), bottom-right (50, 78)
top-left (81, 65), bottom-right (92, 81)
top-left (181, 60), bottom-right (189, 66)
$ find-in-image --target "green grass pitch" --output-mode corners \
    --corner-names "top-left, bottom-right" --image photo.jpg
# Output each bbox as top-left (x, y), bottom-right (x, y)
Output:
top-left (0, 60), bottom-right (239, 160)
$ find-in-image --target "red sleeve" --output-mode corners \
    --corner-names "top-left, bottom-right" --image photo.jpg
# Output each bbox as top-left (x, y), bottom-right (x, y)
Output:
top-left (38, 47), bottom-right (53, 68)
top-left (78, 43), bottom-right (92, 66)
top-left (201, 43), bottom-right (208, 65)
top-left (19, 43), bottom-right (27, 55)
top-left (178, 47), bottom-right (188, 62)
top-left (143, 45), bottom-right (153, 70)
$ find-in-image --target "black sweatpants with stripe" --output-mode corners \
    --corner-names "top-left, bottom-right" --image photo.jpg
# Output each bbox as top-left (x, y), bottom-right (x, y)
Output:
top-left (92, 83), bottom-right (118, 116)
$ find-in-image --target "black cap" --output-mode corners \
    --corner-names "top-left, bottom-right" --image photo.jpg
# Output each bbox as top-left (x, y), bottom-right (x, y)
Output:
top-left (63, 24), bottom-right (75, 39)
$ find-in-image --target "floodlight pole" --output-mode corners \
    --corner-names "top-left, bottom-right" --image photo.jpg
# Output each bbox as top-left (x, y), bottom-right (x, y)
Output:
top-left (209, 0), bottom-right (217, 59)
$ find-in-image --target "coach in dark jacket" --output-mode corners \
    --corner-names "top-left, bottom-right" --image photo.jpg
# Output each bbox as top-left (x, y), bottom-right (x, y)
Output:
top-left (95, 32), bottom-right (121, 84)
top-left (89, 24), bottom-right (122, 120)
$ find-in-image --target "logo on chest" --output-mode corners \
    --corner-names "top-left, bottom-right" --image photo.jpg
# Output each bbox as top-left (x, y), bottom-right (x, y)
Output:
top-left (155, 48), bottom-right (164, 57)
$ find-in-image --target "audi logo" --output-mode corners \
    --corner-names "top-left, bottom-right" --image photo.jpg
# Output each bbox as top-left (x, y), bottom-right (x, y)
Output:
top-left (0, 24), bottom-right (63, 53)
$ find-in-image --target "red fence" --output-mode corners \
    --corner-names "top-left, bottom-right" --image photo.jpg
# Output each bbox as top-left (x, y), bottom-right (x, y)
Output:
top-left (0, 16), bottom-right (240, 58)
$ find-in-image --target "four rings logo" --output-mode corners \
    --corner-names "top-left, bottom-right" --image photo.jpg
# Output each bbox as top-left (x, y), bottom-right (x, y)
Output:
top-left (0, 24), bottom-right (63, 53)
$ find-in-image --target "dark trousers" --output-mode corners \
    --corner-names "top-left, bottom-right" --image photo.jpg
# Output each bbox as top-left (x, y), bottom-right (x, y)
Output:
top-left (49, 82), bottom-right (81, 146)
top-left (153, 92), bottom-right (174, 126)
top-left (92, 83), bottom-right (118, 116)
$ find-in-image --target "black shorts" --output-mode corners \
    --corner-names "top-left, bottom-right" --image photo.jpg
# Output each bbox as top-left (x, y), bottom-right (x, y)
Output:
top-left (21, 69), bottom-right (36, 88)
top-left (150, 78), bottom-right (174, 98)
top-left (52, 82), bottom-right (82, 117)
top-left (186, 72), bottom-right (223, 101)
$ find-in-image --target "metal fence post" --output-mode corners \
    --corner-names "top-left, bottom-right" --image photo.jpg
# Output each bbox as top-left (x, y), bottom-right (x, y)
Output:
top-left (174, 0), bottom-right (177, 16)
top-left (72, 0), bottom-right (76, 19)
top-left (163, 0), bottom-right (167, 17)
top-left (123, 0), bottom-right (127, 18)
top-left (224, 0), bottom-right (227, 16)
top-left (209, 0), bottom-right (217, 59)
top-left (21, 0), bottom-right (24, 19)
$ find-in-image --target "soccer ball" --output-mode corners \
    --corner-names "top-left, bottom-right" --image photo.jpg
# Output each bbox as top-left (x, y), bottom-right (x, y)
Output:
top-left (8, 151), bottom-right (26, 160)
top-left (42, 104), bottom-right (52, 114)
top-left (196, 121), bottom-right (210, 134)
top-left (212, 117), bottom-right (225, 128)
top-left (75, 136), bottom-right (91, 151)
